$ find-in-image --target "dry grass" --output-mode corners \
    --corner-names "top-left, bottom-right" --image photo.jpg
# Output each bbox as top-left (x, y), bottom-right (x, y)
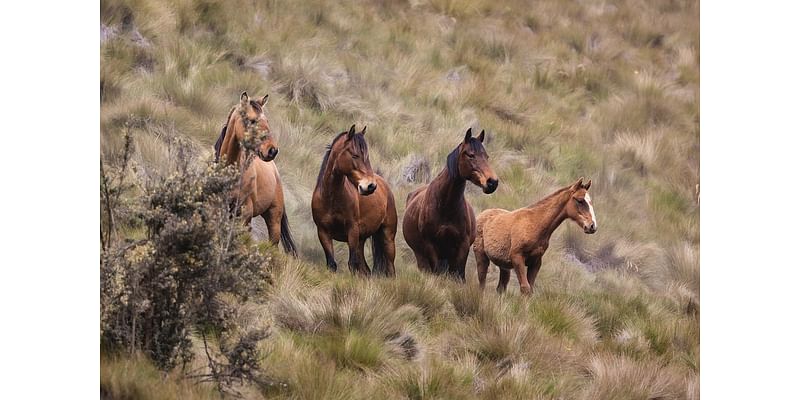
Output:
top-left (101, 0), bottom-right (699, 398)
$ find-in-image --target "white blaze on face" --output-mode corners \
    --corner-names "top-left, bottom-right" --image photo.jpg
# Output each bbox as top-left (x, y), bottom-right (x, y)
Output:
top-left (585, 193), bottom-right (597, 227)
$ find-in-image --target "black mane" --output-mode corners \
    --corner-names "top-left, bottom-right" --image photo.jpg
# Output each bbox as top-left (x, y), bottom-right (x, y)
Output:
top-left (446, 137), bottom-right (484, 180)
top-left (315, 131), bottom-right (369, 188)
top-left (213, 107), bottom-right (238, 162)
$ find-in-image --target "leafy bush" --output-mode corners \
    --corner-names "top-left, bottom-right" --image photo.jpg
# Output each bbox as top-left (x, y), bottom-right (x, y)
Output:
top-left (100, 138), bottom-right (273, 394)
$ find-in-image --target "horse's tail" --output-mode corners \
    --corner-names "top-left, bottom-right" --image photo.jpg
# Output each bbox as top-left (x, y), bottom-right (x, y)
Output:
top-left (370, 231), bottom-right (392, 277)
top-left (280, 211), bottom-right (298, 257)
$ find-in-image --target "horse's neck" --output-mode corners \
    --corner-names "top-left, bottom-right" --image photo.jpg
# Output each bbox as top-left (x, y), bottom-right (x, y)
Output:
top-left (428, 168), bottom-right (466, 211)
top-left (320, 153), bottom-right (354, 204)
top-left (224, 140), bottom-right (246, 167)
top-left (221, 121), bottom-right (246, 167)
top-left (527, 191), bottom-right (571, 240)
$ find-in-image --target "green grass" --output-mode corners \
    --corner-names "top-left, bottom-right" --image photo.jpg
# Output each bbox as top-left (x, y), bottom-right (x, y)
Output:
top-left (101, 0), bottom-right (699, 398)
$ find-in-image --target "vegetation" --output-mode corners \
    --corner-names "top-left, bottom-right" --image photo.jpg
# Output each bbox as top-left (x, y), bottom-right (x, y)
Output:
top-left (100, 0), bottom-right (699, 398)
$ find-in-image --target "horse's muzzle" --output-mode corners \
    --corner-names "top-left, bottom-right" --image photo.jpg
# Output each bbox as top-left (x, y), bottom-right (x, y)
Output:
top-left (358, 182), bottom-right (377, 196)
top-left (584, 223), bottom-right (597, 234)
top-left (483, 178), bottom-right (499, 194)
top-left (259, 147), bottom-right (279, 162)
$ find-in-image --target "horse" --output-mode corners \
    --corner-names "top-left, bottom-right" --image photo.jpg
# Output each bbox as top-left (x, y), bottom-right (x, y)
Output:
top-left (311, 124), bottom-right (398, 276)
top-left (402, 128), bottom-right (499, 280)
top-left (473, 178), bottom-right (597, 295)
top-left (214, 91), bottom-right (297, 257)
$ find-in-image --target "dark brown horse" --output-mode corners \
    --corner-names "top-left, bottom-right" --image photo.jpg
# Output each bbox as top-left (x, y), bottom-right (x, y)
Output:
top-left (402, 128), bottom-right (499, 280)
top-left (214, 91), bottom-right (297, 256)
top-left (473, 178), bottom-right (597, 295)
top-left (311, 125), bottom-right (398, 276)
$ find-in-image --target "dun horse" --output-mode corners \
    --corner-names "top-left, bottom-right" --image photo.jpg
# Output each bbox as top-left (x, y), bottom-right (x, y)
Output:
top-left (402, 128), bottom-right (499, 280)
top-left (214, 91), bottom-right (297, 256)
top-left (473, 178), bottom-right (597, 295)
top-left (312, 125), bottom-right (398, 276)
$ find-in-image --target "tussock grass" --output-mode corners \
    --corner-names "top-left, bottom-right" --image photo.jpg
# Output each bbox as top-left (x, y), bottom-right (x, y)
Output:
top-left (101, 354), bottom-right (219, 400)
top-left (102, 0), bottom-right (699, 397)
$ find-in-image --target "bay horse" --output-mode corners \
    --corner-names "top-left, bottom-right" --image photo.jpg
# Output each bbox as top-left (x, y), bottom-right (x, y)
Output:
top-left (473, 178), bottom-right (597, 295)
top-left (311, 125), bottom-right (398, 276)
top-left (214, 91), bottom-right (297, 256)
top-left (402, 128), bottom-right (499, 280)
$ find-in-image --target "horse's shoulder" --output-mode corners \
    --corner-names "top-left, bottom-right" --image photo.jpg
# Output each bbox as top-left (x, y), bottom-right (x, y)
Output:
top-left (405, 185), bottom-right (426, 205)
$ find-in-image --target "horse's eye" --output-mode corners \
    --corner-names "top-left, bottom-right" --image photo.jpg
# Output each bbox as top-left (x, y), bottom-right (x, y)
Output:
top-left (467, 153), bottom-right (476, 158)
top-left (352, 154), bottom-right (360, 159)
top-left (576, 198), bottom-right (585, 204)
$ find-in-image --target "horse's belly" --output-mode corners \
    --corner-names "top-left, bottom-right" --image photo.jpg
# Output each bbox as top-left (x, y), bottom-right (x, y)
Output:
top-left (482, 218), bottom-right (513, 265)
top-left (250, 161), bottom-right (279, 214)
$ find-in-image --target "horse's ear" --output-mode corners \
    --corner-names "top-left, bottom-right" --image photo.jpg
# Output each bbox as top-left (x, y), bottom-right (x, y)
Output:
top-left (572, 177), bottom-right (584, 189)
top-left (360, 125), bottom-right (367, 135)
top-left (477, 129), bottom-right (486, 142)
top-left (348, 124), bottom-right (356, 139)
top-left (583, 179), bottom-right (592, 190)
top-left (464, 128), bottom-right (473, 143)
top-left (260, 94), bottom-right (269, 106)
top-left (240, 91), bottom-right (249, 105)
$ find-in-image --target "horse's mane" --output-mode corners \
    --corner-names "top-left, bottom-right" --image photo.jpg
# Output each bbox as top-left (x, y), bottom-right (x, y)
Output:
top-left (213, 101), bottom-right (265, 162)
top-left (214, 106), bottom-right (238, 162)
top-left (315, 131), bottom-right (369, 188)
top-left (446, 138), bottom-right (484, 180)
top-left (527, 184), bottom-right (575, 210)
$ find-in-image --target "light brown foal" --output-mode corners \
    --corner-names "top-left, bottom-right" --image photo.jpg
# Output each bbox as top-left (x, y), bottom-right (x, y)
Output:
top-left (473, 178), bottom-right (597, 295)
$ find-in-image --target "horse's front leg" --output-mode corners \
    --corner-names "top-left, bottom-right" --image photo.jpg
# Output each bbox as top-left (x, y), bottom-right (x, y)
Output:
top-left (526, 256), bottom-right (543, 290)
top-left (317, 228), bottom-right (337, 272)
top-left (511, 253), bottom-right (531, 295)
top-left (347, 228), bottom-right (368, 276)
top-left (240, 199), bottom-right (254, 231)
top-left (450, 241), bottom-right (471, 282)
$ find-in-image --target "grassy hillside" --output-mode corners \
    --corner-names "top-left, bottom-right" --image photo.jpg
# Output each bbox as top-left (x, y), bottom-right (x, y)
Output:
top-left (100, 0), bottom-right (699, 398)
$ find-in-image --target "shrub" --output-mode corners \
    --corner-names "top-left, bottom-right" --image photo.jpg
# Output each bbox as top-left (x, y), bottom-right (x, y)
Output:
top-left (100, 138), bottom-right (273, 395)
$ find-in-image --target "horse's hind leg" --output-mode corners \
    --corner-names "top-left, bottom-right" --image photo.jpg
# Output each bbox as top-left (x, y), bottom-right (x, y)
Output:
top-left (317, 228), bottom-right (338, 272)
top-left (262, 206), bottom-right (283, 246)
top-left (474, 246), bottom-right (490, 289)
top-left (373, 224), bottom-right (396, 277)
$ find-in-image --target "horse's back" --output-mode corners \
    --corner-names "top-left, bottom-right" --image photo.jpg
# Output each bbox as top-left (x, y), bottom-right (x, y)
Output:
top-left (477, 208), bottom-right (509, 230)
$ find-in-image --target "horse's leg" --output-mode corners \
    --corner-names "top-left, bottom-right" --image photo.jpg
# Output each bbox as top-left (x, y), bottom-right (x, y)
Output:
top-left (317, 228), bottom-right (338, 272)
top-left (347, 228), bottom-right (367, 276)
top-left (378, 224), bottom-right (397, 277)
top-left (474, 246), bottom-right (490, 290)
top-left (241, 199), bottom-right (254, 230)
top-left (526, 256), bottom-right (543, 290)
top-left (512, 254), bottom-right (532, 295)
top-left (413, 242), bottom-right (438, 273)
top-left (413, 251), bottom-right (433, 273)
top-left (450, 242), bottom-right (471, 282)
top-left (358, 237), bottom-right (371, 276)
top-left (262, 206), bottom-right (282, 246)
top-left (496, 268), bottom-right (511, 294)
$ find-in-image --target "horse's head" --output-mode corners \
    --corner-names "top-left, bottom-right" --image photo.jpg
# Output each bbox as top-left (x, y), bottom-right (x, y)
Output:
top-left (565, 177), bottom-right (597, 234)
top-left (234, 91), bottom-right (279, 162)
top-left (449, 128), bottom-right (499, 194)
top-left (333, 124), bottom-right (377, 196)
